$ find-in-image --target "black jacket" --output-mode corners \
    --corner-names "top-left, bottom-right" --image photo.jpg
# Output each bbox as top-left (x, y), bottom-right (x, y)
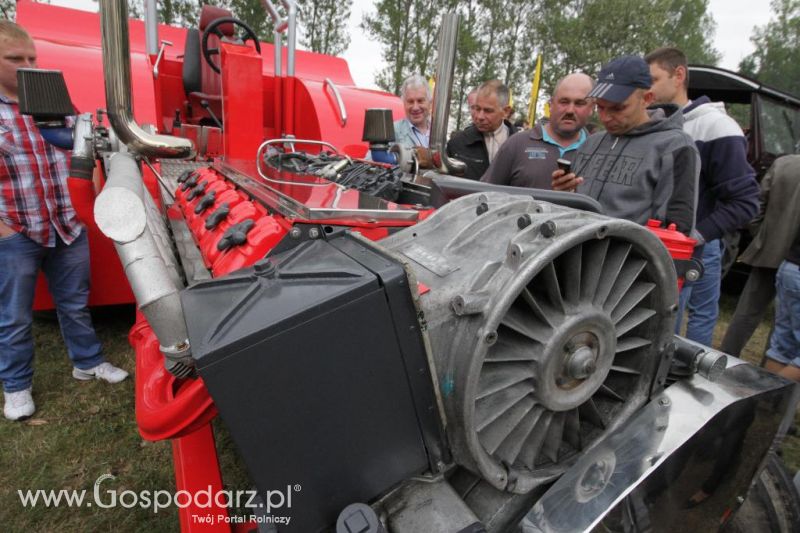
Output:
top-left (447, 120), bottom-right (516, 180)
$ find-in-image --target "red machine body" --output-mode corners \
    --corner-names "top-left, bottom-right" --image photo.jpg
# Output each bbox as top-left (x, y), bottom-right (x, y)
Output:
top-left (18, 0), bottom-right (404, 310)
top-left (17, 3), bottom-right (407, 530)
top-left (18, 3), bottom-right (703, 532)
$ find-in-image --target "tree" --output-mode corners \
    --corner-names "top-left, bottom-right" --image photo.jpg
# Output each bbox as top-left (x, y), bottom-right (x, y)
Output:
top-left (362, 0), bottom-right (461, 95)
top-left (365, 0), bottom-right (719, 129)
top-left (739, 0), bottom-right (800, 96)
top-left (227, 0), bottom-right (276, 43)
top-left (91, 0), bottom-right (192, 24)
top-left (530, 0), bottom-right (720, 100)
top-left (362, 0), bottom-right (425, 94)
top-left (296, 0), bottom-right (352, 56)
top-left (0, 0), bottom-right (14, 19)
top-left (157, 0), bottom-right (199, 26)
top-left (451, 0), bottom-right (481, 128)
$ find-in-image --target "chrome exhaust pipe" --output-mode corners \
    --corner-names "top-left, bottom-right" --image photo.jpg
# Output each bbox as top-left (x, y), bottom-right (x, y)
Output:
top-left (99, 0), bottom-right (195, 159)
top-left (144, 0), bottom-right (158, 55)
top-left (429, 13), bottom-right (466, 175)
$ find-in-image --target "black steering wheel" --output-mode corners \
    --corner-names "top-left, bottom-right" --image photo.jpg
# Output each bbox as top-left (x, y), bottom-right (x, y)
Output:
top-left (201, 17), bottom-right (262, 74)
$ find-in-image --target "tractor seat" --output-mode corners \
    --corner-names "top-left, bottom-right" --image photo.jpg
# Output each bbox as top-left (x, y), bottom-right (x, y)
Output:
top-left (182, 6), bottom-right (236, 125)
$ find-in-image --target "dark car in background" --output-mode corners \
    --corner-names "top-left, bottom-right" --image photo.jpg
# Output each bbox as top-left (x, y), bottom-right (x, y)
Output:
top-left (688, 65), bottom-right (800, 280)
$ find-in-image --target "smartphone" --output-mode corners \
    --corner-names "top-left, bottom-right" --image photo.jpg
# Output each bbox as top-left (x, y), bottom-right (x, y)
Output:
top-left (556, 158), bottom-right (572, 173)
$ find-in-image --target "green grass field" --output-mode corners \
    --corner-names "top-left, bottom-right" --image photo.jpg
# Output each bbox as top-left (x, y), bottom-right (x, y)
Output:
top-left (0, 292), bottom-right (795, 531)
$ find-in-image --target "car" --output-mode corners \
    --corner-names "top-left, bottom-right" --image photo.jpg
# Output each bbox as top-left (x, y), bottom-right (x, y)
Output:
top-left (688, 65), bottom-right (800, 280)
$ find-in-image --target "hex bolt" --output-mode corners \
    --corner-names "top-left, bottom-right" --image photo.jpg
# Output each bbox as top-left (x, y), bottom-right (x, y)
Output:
top-left (452, 292), bottom-right (490, 315)
top-left (476, 202), bottom-right (489, 215)
top-left (540, 220), bottom-right (556, 238)
top-left (290, 227), bottom-right (302, 239)
top-left (517, 214), bottom-right (532, 229)
top-left (685, 269), bottom-right (701, 282)
top-left (253, 260), bottom-right (276, 277)
top-left (659, 397), bottom-right (671, 407)
top-left (308, 227), bottom-right (320, 239)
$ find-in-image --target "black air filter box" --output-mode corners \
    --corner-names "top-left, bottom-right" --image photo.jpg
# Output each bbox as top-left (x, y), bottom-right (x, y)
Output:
top-left (181, 235), bottom-right (445, 532)
top-left (17, 68), bottom-right (75, 120)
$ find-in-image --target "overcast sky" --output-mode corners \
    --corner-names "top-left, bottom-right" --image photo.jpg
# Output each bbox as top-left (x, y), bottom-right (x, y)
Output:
top-left (50, 0), bottom-right (775, 89)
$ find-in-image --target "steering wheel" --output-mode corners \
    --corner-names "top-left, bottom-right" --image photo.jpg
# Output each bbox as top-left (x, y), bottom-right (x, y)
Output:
top-left (201, 17), bottom-right (262, 74)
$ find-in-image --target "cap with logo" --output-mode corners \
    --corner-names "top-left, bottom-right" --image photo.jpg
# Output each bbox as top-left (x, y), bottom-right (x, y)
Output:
top-left (588, 55), bottom-right (652, 103)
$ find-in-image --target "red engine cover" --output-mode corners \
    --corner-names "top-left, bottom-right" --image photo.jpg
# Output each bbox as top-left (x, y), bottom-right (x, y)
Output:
top-left (175, 167), bottom-right (291, 277)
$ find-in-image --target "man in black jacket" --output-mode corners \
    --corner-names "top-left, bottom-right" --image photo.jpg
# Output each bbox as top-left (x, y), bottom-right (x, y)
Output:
top-left (447, 80), bottom-right (516, 180)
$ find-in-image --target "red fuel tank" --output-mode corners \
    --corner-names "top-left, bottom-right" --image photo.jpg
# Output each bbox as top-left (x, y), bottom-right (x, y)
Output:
top-left (645, 219), bottom-right (697, 289)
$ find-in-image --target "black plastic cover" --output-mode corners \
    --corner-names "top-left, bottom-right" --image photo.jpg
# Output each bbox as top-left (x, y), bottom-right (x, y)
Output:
top-left (181, 235), bottom-right (445, 533)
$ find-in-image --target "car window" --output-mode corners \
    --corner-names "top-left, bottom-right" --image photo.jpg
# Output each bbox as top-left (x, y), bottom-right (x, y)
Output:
top-left (759, 95), bottom-right (800, 156)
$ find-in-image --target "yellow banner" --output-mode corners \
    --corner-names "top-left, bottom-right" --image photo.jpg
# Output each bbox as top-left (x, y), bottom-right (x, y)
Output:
top-left (527, 54), bottom-right (543, 126)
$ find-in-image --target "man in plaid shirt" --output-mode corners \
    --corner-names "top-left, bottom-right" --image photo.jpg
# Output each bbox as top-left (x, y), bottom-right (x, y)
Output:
top-left (0, 21), bottom-right (127, 421)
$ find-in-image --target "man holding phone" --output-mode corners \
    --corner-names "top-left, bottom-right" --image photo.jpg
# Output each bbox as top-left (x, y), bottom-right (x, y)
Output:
top-left (553, 56), bottom-right (699, 236)
top-left (481, 73), bottom-right (594, 189)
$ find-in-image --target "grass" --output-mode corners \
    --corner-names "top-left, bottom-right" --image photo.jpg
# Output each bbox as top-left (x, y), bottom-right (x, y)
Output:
top-left (0, 292), bottom-right (795, 531)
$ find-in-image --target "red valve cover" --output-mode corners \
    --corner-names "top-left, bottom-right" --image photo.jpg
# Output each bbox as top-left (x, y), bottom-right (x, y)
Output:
top-left (175, 167), bottom-right (291, 276)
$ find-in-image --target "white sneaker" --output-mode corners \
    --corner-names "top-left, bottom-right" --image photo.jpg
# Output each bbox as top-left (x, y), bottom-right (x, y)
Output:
top-left (72, 362), bottom-right (129, 384)
top-left (4, 388), bottom-right (35, 421)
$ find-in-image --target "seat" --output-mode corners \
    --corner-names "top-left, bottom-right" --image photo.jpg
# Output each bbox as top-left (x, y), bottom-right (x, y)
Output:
top-left (182, 6), bottom-right (235, 126)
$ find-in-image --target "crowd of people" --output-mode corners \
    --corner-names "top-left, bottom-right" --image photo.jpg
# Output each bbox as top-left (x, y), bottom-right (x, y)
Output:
top-left (391, 49), bottom-right (800, 385)
top-left (2, 16), bottom-right (799, 422)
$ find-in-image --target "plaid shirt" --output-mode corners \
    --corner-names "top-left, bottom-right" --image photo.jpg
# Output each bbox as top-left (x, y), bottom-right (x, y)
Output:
top-left (0, 96), bottom-right (81, 247)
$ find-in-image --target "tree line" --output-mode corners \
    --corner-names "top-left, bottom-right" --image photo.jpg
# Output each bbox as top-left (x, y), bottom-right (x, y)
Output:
top-left (364, 0), bottom-right (723, 128)
top-left (92, 0), bottom-right (354, 57)
top-left (4, 0), bottom-right (798, 127)
top-left (366, 0), bottom-right (798, 128)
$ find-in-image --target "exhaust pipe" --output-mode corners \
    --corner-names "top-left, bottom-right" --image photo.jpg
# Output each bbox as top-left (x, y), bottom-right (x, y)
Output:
top-left (261, 0), bottom-right (288, 137)
top-left (144, 0), bottom-right (158, 55)
top-left (94, 153), bottom-right (194, 377)
top-left (429, 13), bottom-right (466, 175)
top-left (99, 0), bottom-right (195, 159)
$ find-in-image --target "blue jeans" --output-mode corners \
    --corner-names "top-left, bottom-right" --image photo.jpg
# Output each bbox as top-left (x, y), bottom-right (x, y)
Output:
top-left (675, 240), bottom-right (722, 346)
top-left (766, 260), bottom-right (800, 367)
top-left (0, 230), bottom-right (103, 392)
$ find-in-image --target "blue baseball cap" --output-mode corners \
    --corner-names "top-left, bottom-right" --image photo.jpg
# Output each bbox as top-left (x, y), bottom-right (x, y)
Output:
top-left (588, 55), bottom-right (652, 103)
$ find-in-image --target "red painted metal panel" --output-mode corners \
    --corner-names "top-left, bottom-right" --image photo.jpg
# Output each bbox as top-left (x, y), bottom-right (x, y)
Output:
top-left (129, 317), bottom-right (217, 442)
top-left (221, 44), bottom-right (264, 160)
top-left (295, 80), bottom-right (405, 158)
top-left (171, 426), bottom-right (230, 533)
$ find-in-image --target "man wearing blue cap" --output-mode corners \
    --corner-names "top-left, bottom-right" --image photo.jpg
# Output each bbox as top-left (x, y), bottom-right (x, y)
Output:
top-left (553, 55), bottom-right (699, 236)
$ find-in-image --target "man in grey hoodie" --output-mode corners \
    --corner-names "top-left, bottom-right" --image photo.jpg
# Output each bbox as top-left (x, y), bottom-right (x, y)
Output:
top-left (553, 56), bottom-right (699, 236)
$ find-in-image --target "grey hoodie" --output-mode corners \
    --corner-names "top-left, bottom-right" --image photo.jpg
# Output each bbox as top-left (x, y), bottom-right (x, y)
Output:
top-left (574, 105), bottom-right (699, 235)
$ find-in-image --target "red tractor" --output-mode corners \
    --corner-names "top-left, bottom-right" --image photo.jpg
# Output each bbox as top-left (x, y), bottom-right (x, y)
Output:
top-left (17, 1), bottom-right (799, 532)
